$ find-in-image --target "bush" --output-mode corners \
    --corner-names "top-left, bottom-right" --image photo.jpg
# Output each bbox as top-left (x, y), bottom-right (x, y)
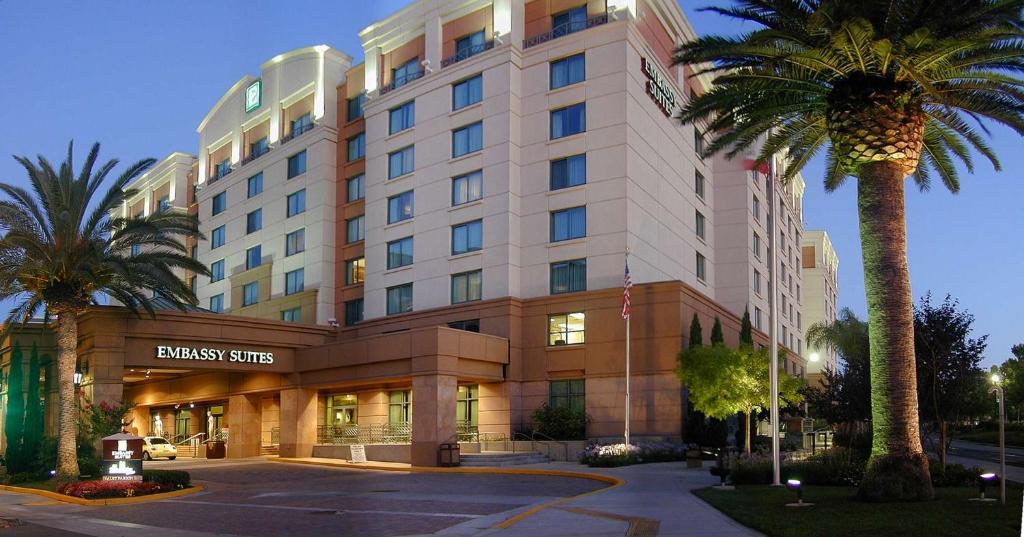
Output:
top-left (532, 404), bottom-right (588, 440)
top-left (930, 460), bottom-right (983, 487)
top-left (785, 450), bottom-right (865, 486)
top-left (579, 441), bottom-right (685, 467)
top-left (143, 469), bottom-right (191, 490)
top-left (58, 480), bottom-right (162, 499)
top-left (78, 458), bottom-right (101, 478)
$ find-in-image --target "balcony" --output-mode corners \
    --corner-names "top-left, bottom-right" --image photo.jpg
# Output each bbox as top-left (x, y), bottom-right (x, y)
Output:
top-left (241, 145), bottom-right (270, 166)
top-left (379, 69), bottom-right (425, 96)
top-left (441, 40), bottom-right (495, 68)
top-left (523, 12), bottom-right (610, 49)
top-left (279, 119), bottom-right (316, 146)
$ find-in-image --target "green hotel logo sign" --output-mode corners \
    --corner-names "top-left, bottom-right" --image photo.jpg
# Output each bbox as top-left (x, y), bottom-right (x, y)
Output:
top-left (640, 57), bottom-right (677, 117)
top-left (245, 80), bottom-right (262, 113)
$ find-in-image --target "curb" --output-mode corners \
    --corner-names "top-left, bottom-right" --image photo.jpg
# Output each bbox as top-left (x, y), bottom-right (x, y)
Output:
top-left (0, 483), bottom-right (205, 506)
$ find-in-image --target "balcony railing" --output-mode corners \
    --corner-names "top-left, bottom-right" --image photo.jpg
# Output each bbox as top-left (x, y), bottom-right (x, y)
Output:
top-left (279, 120), bottom-right (316, 146)
top-left (379, 69), bottom-right (425, 96)
top-left (241, 146), bottom-right (270, 166)
top-left (210, 166), bottom-right (233, 182)
top-left (441, 40), bottom-right (495, 68)
top-left (523, 12), bottom-right (610, 49)
top-left (316, 423), bottom-right (411, 445)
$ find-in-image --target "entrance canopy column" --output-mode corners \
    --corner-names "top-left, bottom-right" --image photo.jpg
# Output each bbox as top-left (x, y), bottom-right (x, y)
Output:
top-left (410, 373), bottom-right (457, 467)
top-left (279, 387), bottom-right (317, 458)
top-left (226, 394), bottom-right (260, 458)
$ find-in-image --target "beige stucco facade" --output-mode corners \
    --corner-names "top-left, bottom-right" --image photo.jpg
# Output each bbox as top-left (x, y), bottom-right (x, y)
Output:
top-left (801, 230), bottom-right (840, 379)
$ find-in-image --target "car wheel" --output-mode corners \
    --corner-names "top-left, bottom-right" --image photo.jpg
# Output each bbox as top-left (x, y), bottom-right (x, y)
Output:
top-left (168, 456), bottom-right (176, 461)
top-left (143, 451), bottom-right (152, 461)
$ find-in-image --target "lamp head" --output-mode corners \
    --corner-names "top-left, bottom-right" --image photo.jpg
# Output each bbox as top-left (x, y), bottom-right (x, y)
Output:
top-left (991, 373), bottom-right (1002, 385)
top-left (809, 352), bottom-right (820, 363)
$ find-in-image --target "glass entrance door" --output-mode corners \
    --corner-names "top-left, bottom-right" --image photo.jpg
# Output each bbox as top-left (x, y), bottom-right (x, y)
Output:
top-left (174, 409), bottom-right (190, 442)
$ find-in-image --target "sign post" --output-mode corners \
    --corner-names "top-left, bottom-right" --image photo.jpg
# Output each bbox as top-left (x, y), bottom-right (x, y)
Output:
top-left (101, 433), bottom-right (144, 482)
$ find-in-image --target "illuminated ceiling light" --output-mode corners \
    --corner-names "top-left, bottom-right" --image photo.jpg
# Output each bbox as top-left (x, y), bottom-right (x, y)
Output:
top-left (809, 352), bottom-right (820, 363)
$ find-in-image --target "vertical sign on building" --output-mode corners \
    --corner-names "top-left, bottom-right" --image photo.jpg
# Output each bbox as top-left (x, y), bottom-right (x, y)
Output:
top-left (245, 80), bottom-right (262, 113)
top-left (640, 57), bottom-right (677, 117)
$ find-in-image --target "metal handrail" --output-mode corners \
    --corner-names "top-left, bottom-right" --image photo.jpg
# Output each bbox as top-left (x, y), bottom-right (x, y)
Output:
top-left (441, 40), bottom-right (495, 68)
top-left (379, 69), bottom-right (425, 96)
top-left (175, 432), bottom-right (206, 446)
top-left (523, 12), bottom-right (610, 49)
top-left (530, 431), bottom-right (570, 461)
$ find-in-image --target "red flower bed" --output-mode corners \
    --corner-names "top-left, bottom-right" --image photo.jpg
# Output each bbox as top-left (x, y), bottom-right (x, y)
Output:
top-left (57, 480), bottom-right (163, 499)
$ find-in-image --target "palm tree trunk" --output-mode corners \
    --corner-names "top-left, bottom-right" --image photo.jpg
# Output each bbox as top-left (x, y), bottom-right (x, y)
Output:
top-left (55, 313), bottom-right (80, 484)
top-left (855, 161), bottom-right (933, 501)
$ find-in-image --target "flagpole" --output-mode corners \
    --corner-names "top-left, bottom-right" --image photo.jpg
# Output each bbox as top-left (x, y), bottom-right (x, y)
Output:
top-left (624, 249), bottom-right (632, 447)
top-left (768, 158), bottom-right (781, 486)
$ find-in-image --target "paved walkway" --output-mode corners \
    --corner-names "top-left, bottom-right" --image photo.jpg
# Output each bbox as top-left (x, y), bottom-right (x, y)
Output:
top-left (945, 439), bottom-right (1024, 483)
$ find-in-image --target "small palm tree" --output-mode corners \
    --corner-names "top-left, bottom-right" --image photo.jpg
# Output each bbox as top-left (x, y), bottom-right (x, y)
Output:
top-left (675, 1), bottom-right (1024, 500)
top-left (0, 142), bottom-right (207, 483)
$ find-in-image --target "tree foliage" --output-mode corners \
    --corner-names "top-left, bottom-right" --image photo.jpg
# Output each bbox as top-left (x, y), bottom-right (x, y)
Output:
top-left (22, 343), bottom-right (43, 466)
top-left (3, 343), bottom-right (25, 473)
top-left (688, 313), bottom-right (703, 348)
top-left (803, 308), bottom-right (872, 423)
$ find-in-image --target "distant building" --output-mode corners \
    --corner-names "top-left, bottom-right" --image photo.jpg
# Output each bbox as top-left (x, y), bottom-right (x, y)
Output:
top-left (801, 230), bottom-right (839, 384)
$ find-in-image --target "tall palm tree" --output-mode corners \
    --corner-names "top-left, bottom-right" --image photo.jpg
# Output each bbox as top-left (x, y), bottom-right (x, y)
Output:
top-left (675, 1), bottom-right (1024, 500)
top-left (0, 142), bottom-right (207, 483)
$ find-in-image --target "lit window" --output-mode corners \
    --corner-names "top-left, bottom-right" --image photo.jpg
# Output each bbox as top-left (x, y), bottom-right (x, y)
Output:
top-left (247, 173), bottom-right (263, 198)
top-left (287, 150), bottom-right (306, 179)
top-left (347, 174), bottom-right (364, 202)
top-left (286, 229), bottom-right (305, 256)
top-left (387, 237), bottom-right (414, 269)
top-left (452, 122), bottom-right (483, 157)
top-left (388, 146), bottom-right (415, 178)
top-left (246, 209), bottom-right (262, 234)
top-left (451, 220), bottom-right (482, 255)
top-left (388, 390), bottom-right (411, 423)
top-left (551, 103), bottom-right (586, 139)
top-left (389, 100), bottom-right (415, 135)
top-left (550, 53), bottom-right (585, 89)
top-left (345, 257), bottom-right (365, 285)
top-left (211, 226), bottom-right (225, 249)
top-left (548, 312), bottom-right (585, 345)
top-left (387, 191), bottom-right (414, 224)
top-left (242, 281), bottom-right (258, 306)
top-left (451, 270), bottom-right (482, 304)
top-left (550, 154), bottom-right (586, 190)
top-left (287, 189), bottom-right (306, 217)
top-left (550, 259), bottom-right (586, 294)
top-left (285, 268), bottom-right (304, 295)
top-left (347, 216), bottom-right (364, 243)
top-left (551, 206), bottom-right (586, 242)
top-left (452, 170), bottom-right (483, 205)
top-left (245, 245), bottom-right (261, 270)
top-left (387, 284), bottom-right (413, 315)
top-left (210, 260), bottom-right (224, 282)
top-left (452, 75), bottom-right (483, 110)
top-left (212, 192), bottom-right (226, 216)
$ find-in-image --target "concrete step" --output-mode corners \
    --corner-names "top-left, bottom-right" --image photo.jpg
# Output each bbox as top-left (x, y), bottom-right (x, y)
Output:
top-left (260, 445), bottom-right (280, 456)
top-left (458, 451), bottom-right (550, 467)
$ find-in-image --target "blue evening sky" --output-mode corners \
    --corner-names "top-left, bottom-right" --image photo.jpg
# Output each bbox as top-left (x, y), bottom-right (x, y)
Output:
top-left (0, 1), bottom-right (1019, 367)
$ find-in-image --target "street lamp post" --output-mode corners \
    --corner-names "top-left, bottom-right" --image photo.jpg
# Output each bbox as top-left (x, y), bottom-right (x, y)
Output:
top-left (990, 373), bottom-right (1006, 505)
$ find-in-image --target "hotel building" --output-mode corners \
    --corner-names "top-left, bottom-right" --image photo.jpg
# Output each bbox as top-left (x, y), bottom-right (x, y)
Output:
top-left (800, 230), bottom-right (840, 383)
top-left (0, 0), bottom-right (821, 466)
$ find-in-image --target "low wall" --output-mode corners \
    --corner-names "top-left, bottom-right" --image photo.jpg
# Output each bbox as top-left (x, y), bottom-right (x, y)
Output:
top-left (312, 444), bottom-right (411, 463)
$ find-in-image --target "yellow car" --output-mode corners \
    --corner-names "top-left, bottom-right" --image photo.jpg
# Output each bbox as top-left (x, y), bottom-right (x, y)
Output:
top-left (143, 436), bottom-right (177, 460)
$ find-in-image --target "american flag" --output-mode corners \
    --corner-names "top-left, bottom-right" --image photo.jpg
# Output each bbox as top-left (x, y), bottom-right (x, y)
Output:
top-left (622, 255), bottom-right (633, 319)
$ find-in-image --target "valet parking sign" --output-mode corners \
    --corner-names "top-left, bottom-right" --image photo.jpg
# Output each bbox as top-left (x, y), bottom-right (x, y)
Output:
top-left (102, 433), bottom-right (144, 482)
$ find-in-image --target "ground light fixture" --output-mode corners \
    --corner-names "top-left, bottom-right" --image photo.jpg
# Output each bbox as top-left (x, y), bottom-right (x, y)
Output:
top-left (970, 473), bottom-right (999, 502)
top-left (785, 479), bottom-right (813, 507)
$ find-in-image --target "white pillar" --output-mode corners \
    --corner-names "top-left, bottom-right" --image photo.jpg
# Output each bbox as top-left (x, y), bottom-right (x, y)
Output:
top-left (425, 16), bottom-right (442, 72)
top-left (364, 46), bottom-right (381, 93)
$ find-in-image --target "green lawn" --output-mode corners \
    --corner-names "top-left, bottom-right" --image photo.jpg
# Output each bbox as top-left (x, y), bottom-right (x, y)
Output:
top-left (9, 479), bottom-right (58, 492)
top-left (695, 485), bottom-right (1023, 537)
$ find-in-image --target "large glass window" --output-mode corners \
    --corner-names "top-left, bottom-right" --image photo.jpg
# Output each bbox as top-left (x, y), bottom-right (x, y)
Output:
top-left (550, 103), bottom-right (586, 139)
top-left (347, 93), bottom-right (366, 122)
top-left (550, 53), bottom-right (585, 89)
top-left (281, 307), bottom-right (301, 322)
top-left (452, 170), bottom-right (483, 205)
top-left (550, 154), bottom-right (586, 190)
top-left (389, 100), bottom-right (415, 134)
top-left (347, 174), bottom-right (364, 202)
top-left (347, 215), bottom-right (364, 243)
top-left (388, 146), bottom-right (415, 178)
top-left (290, 113), bottom-right (313, 137)
top-left (550, 206), bottom-right (586, 242)
top-left (696, 252), bottom-right (707, 282)
top-left (548, 312), bottom-right (585, 345)
top-left (455, 30), bottom-right (486, 61)
top-left (250, 137), bottom-right (269, 158)
top-left (451, 220), bottom-right (482, 255)
top-left (696, 170), bottom-right (706, 199)
top-left (209, 294), bottom-right (224, 313)
top-left (247, 173), bottom-right (263, 198)
top-left (345, 257), bottom-right (365, 285)
top-left (696, 210), bottom-right (705, 240)
top-left (388, 390), bottom-right (412, 423)
top-left (387, 284), bottom-right (413, 315)
top-left (246, 209), bottom-right (262, 234)
top-left (210, 259), bottom-right (224, 282)
top-left (451, 270), bottom-right (482, 304)
top-left (287, 189), bottom-right (306, 217)
top-left (286, 228), bottom-right (305, 256)
top-left (347, 133), bottom-right (365, 161)
top-left (287, 150), bottom-right (306, 178)
top-left (285, 268), bottom-right (304, 295)
top-left (387, 237), bottom-right (414, 269)
top-left (550, 259), bottom-right (586, 294)
top-left (552, 5), bottom-right (587, 37)
top-left (549, 379), bottom-right (585, 412)
top-left (245, 245), bottom-right (261, 270)
top-left (448, 319), bottom-right (480, 332)
top-left (388, 191), bottom-right (414, 224)
top-left (242, 281), bottom-right (258, 306)
top-left (457, 385), bottom-right (479, 427)
top-left (211, 225), bottom-right (225, 249)
top-left (326, 394), bottom-right (358, 427)
top-left (212, 191), bottom-right (226, 216)
top-left (392, 58), bottom-right (420, 89)
top-left (452, 74), bottom-right (483, 110)
top-left (213, 158), bottom-right (231, 180)
top-left (452, 122), bottom-right (483, 157)
top-left (344, 299), bottom-right (364, 326)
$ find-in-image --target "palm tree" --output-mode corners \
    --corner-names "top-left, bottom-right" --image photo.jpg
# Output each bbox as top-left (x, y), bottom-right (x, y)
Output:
top-left (0, 142), bottom-right (207, 483)
top-left (675, 1), bottom-right (1024, 500)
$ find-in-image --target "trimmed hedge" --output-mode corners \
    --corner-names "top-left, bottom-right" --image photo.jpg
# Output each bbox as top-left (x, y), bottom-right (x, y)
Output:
top-left (142, 469), bottom-right (191, 490)
top-left (59, 480), bottom-right (162, 499)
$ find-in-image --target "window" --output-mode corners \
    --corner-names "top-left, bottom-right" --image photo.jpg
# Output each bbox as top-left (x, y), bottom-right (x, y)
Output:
top-left (191, 245), bottom-right (197, 259)
top-left (392, 58), bottom-right (420, 89)
top-left (552, 5), bottom-right (587, 37)
top-left (752, 195), bottom-right (761, 221)
top-left (550, 259), bottom-right (586, 294)
top-left (451, 220), bottom-right (482, 255)
top-left (245, 245), bottom-right (261, 270)
top-left (246, 209), bottom-right (262, 234)
top-left (287, 150), bottom-right (307, 178)
top-left (347, 174), bottom-right (364, 202)
top-left (157, 195), bottom-right (171, 213)
top-left (347, 93), bottom-right (365, 121)
top-left (754, 307), bottom-right (763, 330)
top-left (455, 29), bottom-right (486, 60)
top-left (452, 170), bottom-right (483, 205)
top-left (451, 270), bottom-right (482, 304)
top-left (345, 257), bottom-right (365, 285)
top-left (550, 103), bottom-right (586, 139)
top-left (387, 191), bottom-right (414, 224)
top-left (695, 171), bottom-right (705, 199)
top-left (285, 228), bottom-right (305, 256)
top-left (388, 390), bottom-right (412, 423)
top-left (210, 259), bottom-right (224, 282)
top-left (695, 126), bottom-right (705, 156)
top-left (550, 206), bottom-right (586, 242)
top-left (389, 100), bottom-right (415, 134)
top-left (131, 243), bottom-right (141, 257)
top-left (388, 146), bottom-right (415, 178)
top-left (753, 270), bottom-right (761, 294)
top-left (387, 237), bottom-right (414, 269)
top-left (281, 307), bottom-right (301, 322)
top-left (247, 173), bottom-right (263, 198)
top-left (285, 268), bottom-right (304, 295)
top-left (696, 252), bottom-right (707, 282)
top-left (550, 154), bottom-right (586, 190)
top-left (549, 379), bottom-right (584, 412)
top-left (457, 384), bottom-right (479, 427)
top-left (290, 113), bottom-right (313, 137)
top-left (212, 192), bottom-right (226, 216)
top-left (213, 158), bottom-right (231, 180)
top-left (211, 226), bottom-right (225, 249)
top-left (550, 53), bottom-right (585, 89)
top-left (696, 210), bottom-right (706, 240)
top-left (387, 284), bottom-right (413, 315)
top-left (250, 137), bottom-right (269, 159)
top-left (242, 281), bottom-right (258, 306)
top-left (452, 74), bottom-right (483, 110)
top-left (346, 216), bottom-right (364, 243)
top-left (448, 319), bottom-right (480, 332)
top-left (344, 299), bottom-right (364, 326)
top-left (548, 312), bottom-right (585, 345)
top-left (347, 133), bottom-right (365, 161)
top-left (753, 233), bottom-right (761, 258)
top-left (287, 189), bottom-right (306, 217)
top-left (189, 275), bottom-right (197, 291)
top-left (209, 294), bottom-right (224, 313)
top-left (452, 122), bottom-right (483, 158)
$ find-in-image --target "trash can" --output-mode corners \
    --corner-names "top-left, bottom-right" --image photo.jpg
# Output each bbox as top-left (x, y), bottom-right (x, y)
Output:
top-left (439, 442), bottom-right (460, 467)
top-left (206, 440), bottom-right (226, 459)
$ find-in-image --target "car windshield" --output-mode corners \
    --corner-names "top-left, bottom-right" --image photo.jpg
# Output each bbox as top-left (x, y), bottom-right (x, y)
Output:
top-left (149, 438), bottom-right (168, 445)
